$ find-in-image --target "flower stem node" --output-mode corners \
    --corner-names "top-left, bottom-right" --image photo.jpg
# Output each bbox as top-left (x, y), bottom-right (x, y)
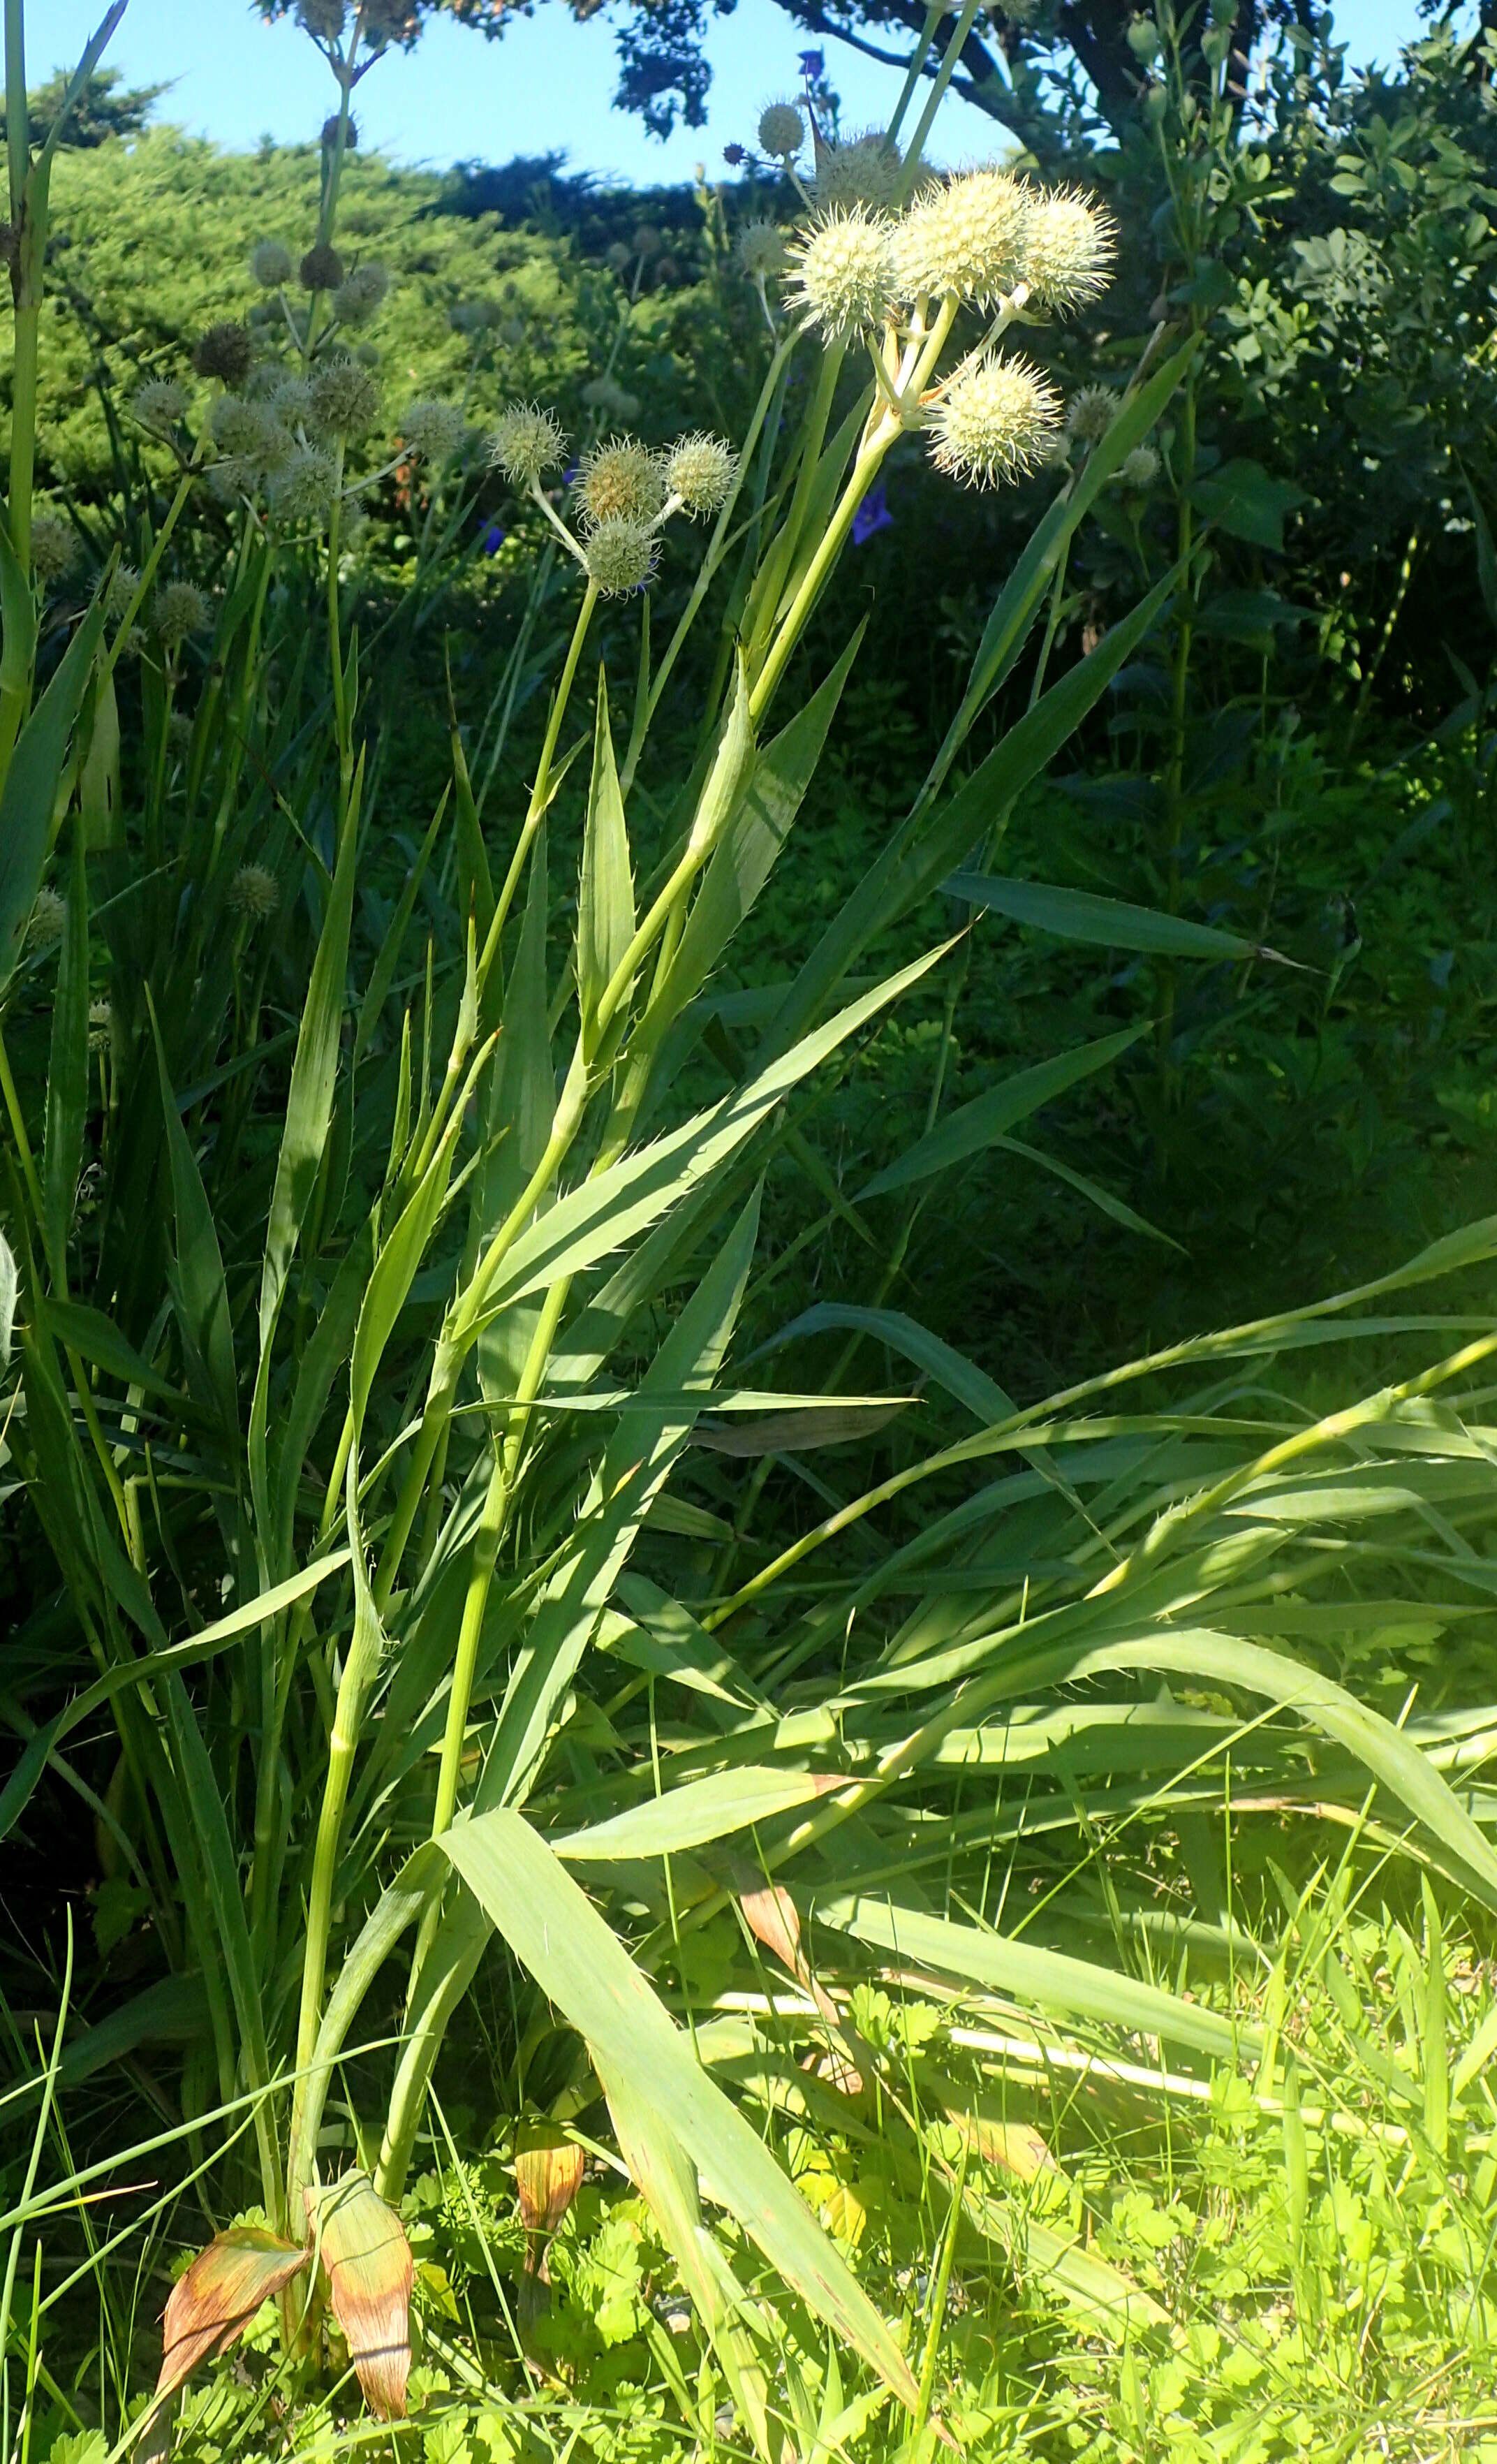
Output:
top-left (489, 402), bottom-right (567, 490)
top-left (664, 432), bottom-right (737, 518)
top-left (584, 517), bottom-right (658, 597)
top-left (929, 353), bottom-right (1064, 489)
top-left (787, 207), bottom-right (894, 342)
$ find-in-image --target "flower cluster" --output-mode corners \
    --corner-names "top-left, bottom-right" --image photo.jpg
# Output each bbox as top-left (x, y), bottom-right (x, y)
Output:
top-left (487, 403), bottom-right (737, 597)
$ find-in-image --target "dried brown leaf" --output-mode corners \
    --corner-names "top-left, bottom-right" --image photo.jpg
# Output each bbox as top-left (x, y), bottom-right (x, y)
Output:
top-left (306, 2173), bottom-right (413, 2419)
top-left (154, 2226), bottom-right (309, 2407)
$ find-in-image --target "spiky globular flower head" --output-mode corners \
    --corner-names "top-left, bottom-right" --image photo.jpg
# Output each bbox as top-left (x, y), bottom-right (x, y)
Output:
top-left (105, 562), bottom-right (140, 622)
top-left (1019, 186), bottom-right (1116, 314)
top-left (27, 886), bottom-right (66, 948)
top-left (584, 516), bottom-right (658, 598)
top-left (192, 321), bottom-right (254, 386)
top-left (268, 445), bottom-right (340, 525)
top-left (450, 298), bottom-right (501, 335)
top-left (631, 222), bottom-right (663, 259)
top-left (604, 240), bottom-right (632, 274)
top-left (300, 242), bottom-right (346, 294)
top-left (133, 378), bottom-right (191, 437)
top-left (296, 0), bottom-right (346, 34)
top-left (736, 219), bottom-right (789, 283)
top-left (929, 353), bottom-right (1063, 489)
top-left (87, 997), bottom-right (112, 1052)
top-left (489, 401), bottom-right (567, 489)
top-left (758, 99), bottom-right (805, 159)
top-left (307, 353), bottom-right (381, 439)
top-left (786, 206), bottom-right (894, 339)
top-left (812, 126), bottom-right (904, 210)
top-left (1065, 383), bottom-right (1116, 446)
top-left (665, 432), bottom-right (737, 518)
top-left (154, 580), bottom-right (210, 651)
top-left (251, 237), bottom-right (295, 288)
top-left (29, 513), bottom-right (76, 583)
top-left (1116, 443), bottom-right (1160, 491)
top-left (230, 863), bottom-right (281, 920)
top-left (271, 375), bottom-right (317, 427)
top-left (581, 373), bottom-right (641, 423)
top-left (334, 261), bottom-right (390, 325)
top-left (890, 170), bottom-right (1033, 309)
top-left (576, 436), bottom-right (663, 529)
top-left (399, 399), bottom-right (469, 463)
top-left (321, 111), bottom-right (359, 150)
top-left (211, 393), bottom-right (293, 472)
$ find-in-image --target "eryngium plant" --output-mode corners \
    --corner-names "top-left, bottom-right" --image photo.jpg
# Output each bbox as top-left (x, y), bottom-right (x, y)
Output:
top-left (15, 6), bottom-right (1484, 2457)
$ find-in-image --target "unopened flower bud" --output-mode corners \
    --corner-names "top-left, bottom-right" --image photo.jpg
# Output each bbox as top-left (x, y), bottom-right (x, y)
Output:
top-left (154, 580), bottom-right (211, 650)
top-left (300, 242), bottom-right (346, 293)
top-left (788, 205), bottom-right (894, 339)
top-left (1065, 383), bottom-right (1116, 445)
top-left (1116, 443), bottom-right (1160, 490)
top-left (664, 432), bottom-right (736, 518)
top-left (307, 353), bottom-right (381, 437)
top-left (890, 168), bottom-right (1032, 309)
top-left (333, 260), bottom-right (389, 324)
top-left (929, 353), bottom-right (1063, 489)
top-left (1126, 13), bottom-right (1162, 63)
top-left (584, 515), bottom-right (658, 596)
top-left (399, 398), bottom-right (469, 462)
top-left (631, 222), bottom-right (663, 258)
top-left (29, 513), bottom-right (76, 583)
top-left (192, 321), bottom-right (255, 386)
top-left (604, 241), bottom-right (633, 274)
top-left (230, 863), bottom-right (281, 919)
top-left (582, 374), bottom-right (641, 422)
top-left (250, 237), bottom-right (295, 288)
top-left (811, 126), bottom-right (902, 210)
top-left (577, 436), bottom-right (664, 528)
top-left (132, 378), bottom-right (192, 437)
top-left (269, 444), bottom-right (340, 525)
top-left (758, 100), bottom-right (805, 159)
top-left (1021, 187), bottom-right (1116, 312)
top-left (736, 219), bottom-right (788, 280)
top-left (27, 886), bottom-right (66, 948)
top-left (104, 563), bottom-right (140, 621)
top-left (489, 401), bottom-right (566, 488)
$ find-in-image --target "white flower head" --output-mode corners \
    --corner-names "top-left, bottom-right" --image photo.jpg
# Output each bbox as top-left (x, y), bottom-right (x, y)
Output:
top-left (929, 352), bottom-right (1063, 489)
top-left (489, 401), bottom-right (567, 488)
top-left (786, 205), bottom-right (894, 340)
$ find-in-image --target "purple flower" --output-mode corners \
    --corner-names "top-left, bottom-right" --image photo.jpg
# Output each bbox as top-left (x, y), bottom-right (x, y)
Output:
top-left (561, 462), bottom-right (581, 488)
top-left (480, 521), bottom-right (506, 555)
top-left (852, 481), bottom-right (892, 545)
top-left (799, 48), bottom-right (825, 80)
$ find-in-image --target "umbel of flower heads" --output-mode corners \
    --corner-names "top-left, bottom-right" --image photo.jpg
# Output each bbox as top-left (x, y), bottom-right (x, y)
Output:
top-left (487, 409), bottom-right (738, 597)
top-left (772, 163), bottom-right (1115, 492)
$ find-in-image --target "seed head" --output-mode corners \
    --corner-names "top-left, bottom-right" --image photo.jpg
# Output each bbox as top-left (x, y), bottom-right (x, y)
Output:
top-left (1019, 186), bottom-right (1116, 314)
top-left (1065, 383), bottom-right (1116, 445)
top-left (27, 887), bottom-right (66, 948)
top-left (664, 432), bottom-right (736, 518)
top-left (192, 321), bottom-right (254, 386)
top-left (296, 0), bottom-right (346, 35)
top-left (29, 513), bottom-right (76, 583)
top-left (104, 563), bottom-right (140, 621)
top-left (489, 401), bottom-right (566, 489)
top-left (230, 863), bottom-right (281, 920)
top-left (269, 444), bottom-right (340, 525)
top-left (576, 436), bottom-right (664, 529)
top-left (581, 374), bottom-right (641, 423)
top-left (786, 206), bottom-right (894, 339)
top-left (307, 353), bottom-right (381, 438)
top-left (736, 219), bottom-right (788, 280)
top-left (584, 516), bottom-right (658, 597)
top-left (132, 378), bottom-right (191, 437)
top-left (1116, 443), bottom-right (1160, 490)
top-left (758, 100), bottom-right (805, 159)
top-left (154, 581), bottom-right (211, 650)
top-left (334, 261), bottom-right (390, 324)
top-left (251, 237), bottom-right (295, 288)
top-left (929, 353), bottom-right (1063, 489)
top-left (399, 399), bottom-right (469, 463)
top-left (300, 242), bottom-right (346, 294)
top-left (890, 170), bottom-right (1033, 309)
top-left (811, 127), bottom-right (904, 211)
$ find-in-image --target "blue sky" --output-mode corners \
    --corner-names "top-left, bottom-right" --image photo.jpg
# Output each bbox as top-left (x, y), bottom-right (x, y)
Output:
top-left (40, 0), bottom-right (1459, 187)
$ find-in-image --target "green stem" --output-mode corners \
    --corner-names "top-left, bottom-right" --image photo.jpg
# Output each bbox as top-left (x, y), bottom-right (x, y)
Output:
top-left (749, 420), bottom-right (898, 722)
